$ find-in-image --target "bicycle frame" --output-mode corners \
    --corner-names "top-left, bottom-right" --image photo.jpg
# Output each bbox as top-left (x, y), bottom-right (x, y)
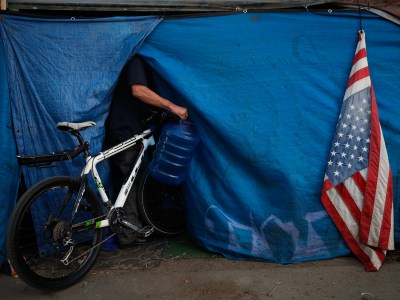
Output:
top-left (7, 112), bottom-right (187, 290)
top-left (78, 128), bottom-right (155, 229)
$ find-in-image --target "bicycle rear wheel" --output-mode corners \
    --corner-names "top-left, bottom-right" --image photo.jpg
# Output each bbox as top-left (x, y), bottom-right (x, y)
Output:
top-left (7, 176), bottom-right (105, 290)
top-left (138, 167), bottom-right (186, 235)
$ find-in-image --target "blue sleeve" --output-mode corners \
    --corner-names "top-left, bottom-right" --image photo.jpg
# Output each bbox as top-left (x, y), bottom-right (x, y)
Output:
top-left (126, 55), bottom-right (149, 87)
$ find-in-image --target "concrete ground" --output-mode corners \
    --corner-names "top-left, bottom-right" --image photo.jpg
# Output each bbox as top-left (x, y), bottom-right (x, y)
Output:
top-left (1, 252), bottom-right (399, 299)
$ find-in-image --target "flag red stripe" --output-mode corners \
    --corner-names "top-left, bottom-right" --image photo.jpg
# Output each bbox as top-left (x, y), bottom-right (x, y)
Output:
top-left (378, 171), bottom-right (393, 249)
top-left (360, 86), bottom-right (381, 244)
top-left (351, 172), bottom-right (366, 194)
top-left (352, 48), bottom-right (367, 65)
top-left (322, 180), bottom-right (354, 243)
top-left (378, 169), bottom-right (393, 249)
top-left (335, 182), bottom-right (362, 221)
top-left (321, 180), bottom-right (385, 271)
top-left (346, 67), bottom-right (370, 89)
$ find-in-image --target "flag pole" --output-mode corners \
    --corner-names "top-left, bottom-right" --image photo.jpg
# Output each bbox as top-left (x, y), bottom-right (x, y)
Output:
top-left (358, 3), bottom-right (364, 33)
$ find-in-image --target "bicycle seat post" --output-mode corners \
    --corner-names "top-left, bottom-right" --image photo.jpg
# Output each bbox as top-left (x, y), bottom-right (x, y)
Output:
top-left (71, 130), bottom-right (91, 159)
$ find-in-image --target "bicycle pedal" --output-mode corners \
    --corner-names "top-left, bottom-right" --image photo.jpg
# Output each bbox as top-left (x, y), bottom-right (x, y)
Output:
top-left (138, 226), bottom-right (154, 238)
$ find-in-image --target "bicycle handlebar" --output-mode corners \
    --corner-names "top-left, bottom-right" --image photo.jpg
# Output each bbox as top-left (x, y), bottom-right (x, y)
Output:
top-left (142, 109), bottom-right (178, 129)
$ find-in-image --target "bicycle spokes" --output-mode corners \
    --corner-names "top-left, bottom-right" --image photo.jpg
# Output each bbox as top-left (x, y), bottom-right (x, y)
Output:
top-left (8, 177), bottom-right (105, 289)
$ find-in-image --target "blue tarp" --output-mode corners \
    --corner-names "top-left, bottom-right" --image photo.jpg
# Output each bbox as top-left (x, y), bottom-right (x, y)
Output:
top-left (0, 15), bottom-right (161, 186)
top-left (138, 12), bottom-right (400, 263)
top-left (0, 30), bottom-right (19, 266)
top-left (1, 11), bottom-right (399, 265)
top-left (0, 15), bottom-right (161, 266)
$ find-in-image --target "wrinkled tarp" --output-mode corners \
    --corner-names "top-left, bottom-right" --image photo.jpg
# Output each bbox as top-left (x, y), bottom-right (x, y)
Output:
top-left (0, 15), bottom-right (161, 186)
top-left (0, 15), bottom-right (161, 263)
top-left (1, 11), bottom-right (399, 265)
top-left (137, 11), bottom-right (400, 263)
top-left (0, 32), bottom-right (19, 266)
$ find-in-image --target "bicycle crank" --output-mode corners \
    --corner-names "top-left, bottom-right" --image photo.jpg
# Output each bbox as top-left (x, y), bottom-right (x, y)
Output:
top-left (109, 208), bottom-right (155, 237)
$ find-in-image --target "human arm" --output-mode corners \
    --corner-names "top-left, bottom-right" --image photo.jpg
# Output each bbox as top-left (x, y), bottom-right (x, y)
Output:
top-left (131, 84), bottom-right (188, 120)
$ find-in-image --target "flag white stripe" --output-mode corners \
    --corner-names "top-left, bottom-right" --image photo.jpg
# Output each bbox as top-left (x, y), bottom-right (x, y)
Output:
top-left (389, 207), bottom-right (395, 247)
top-left (349, 57), bottom-right (368, 77)
top-left (326, 188), bottom-right (382, 270)
top-left (360, 168), bottom-right (368, 181)
top-left (343, 77), bottom-right (371, 101)
top-left (343, 176), bottom-right (364, 211)
top-left (367, 128), bottom-right (393, 248)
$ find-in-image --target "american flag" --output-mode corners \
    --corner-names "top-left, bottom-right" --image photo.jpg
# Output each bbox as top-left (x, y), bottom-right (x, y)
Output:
top-left (321, 30), bottom-right (394, 271)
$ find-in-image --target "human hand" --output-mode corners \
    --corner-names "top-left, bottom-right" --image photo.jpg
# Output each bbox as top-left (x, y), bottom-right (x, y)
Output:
top-left (170, 104), bottom-right (188, 120)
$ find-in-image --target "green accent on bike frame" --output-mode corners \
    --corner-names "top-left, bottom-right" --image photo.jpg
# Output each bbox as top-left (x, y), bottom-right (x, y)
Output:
top-left (95, 222), bottom-right (102, 228)
top-left (84, 220), bottom-right (102, 228)
top-left (85, 220), bottom-right (95, 226)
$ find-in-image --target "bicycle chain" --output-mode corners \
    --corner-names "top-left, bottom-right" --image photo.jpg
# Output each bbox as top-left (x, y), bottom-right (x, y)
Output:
top-left (63, 213), bottom-right (112, 265)
top-left (62, 232), bottom-right (117, 266)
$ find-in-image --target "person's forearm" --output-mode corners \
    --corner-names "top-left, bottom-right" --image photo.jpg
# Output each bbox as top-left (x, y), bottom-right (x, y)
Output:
top-left (131, 84), bottom-right (188, 119)
top-left (131, 84), bottom-right (173, 110)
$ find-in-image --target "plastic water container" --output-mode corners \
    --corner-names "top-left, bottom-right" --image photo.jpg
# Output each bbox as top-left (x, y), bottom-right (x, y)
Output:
top-left (149, 119), bottom-right (200, 185)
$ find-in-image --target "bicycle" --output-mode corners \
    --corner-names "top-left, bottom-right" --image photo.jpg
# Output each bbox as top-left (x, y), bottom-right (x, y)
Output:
top-left (7, 110), bottom-right (186, 290)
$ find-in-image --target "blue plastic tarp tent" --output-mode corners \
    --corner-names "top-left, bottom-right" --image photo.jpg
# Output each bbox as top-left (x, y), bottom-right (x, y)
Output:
top-left (137, 12), bottom-right (400, 263)
top-left (0, 30), bottom-right (19, 268)
top-left (0, 15), bottom-right (161, 267)
top-left (1, 11), bottom-right (399, 266)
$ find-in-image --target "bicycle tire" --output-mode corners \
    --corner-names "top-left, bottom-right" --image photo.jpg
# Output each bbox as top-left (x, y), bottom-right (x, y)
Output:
top-left (7, 176), bottom-right (105, 290)
top-left (138, 165), bottom-right (186, 236)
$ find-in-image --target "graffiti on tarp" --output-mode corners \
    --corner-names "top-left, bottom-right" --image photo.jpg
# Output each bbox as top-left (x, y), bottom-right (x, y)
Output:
top-left (204, 205), bottom-right (332, 262)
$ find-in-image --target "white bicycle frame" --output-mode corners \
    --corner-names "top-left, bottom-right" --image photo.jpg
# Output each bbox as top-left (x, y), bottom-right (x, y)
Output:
top-left (79, 128), bottom-right (155, 229)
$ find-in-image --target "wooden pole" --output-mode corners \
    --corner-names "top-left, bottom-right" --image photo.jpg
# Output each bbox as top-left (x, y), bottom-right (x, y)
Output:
top-left (1, 0), bottom-right (6, 11)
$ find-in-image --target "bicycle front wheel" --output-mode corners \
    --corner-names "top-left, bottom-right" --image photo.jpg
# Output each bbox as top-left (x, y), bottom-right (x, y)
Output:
top-left (7, 176), bottom-right (105, 290)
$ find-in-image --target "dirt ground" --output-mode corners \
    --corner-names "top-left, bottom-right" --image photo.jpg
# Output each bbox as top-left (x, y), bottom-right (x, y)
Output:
top-left (1, 250), bottom-right (399, 299)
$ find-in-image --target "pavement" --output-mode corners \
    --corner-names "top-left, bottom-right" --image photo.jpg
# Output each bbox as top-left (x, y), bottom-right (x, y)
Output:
top-left (1, 249), bottom-right (399, 299)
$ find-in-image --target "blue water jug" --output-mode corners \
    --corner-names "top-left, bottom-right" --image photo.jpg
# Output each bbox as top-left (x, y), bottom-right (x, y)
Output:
top-left (149, 119), bottom-right (200, 185)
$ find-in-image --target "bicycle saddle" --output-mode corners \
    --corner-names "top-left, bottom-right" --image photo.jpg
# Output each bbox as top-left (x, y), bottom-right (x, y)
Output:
top-left (56, 121), bottom-right (96, 132)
